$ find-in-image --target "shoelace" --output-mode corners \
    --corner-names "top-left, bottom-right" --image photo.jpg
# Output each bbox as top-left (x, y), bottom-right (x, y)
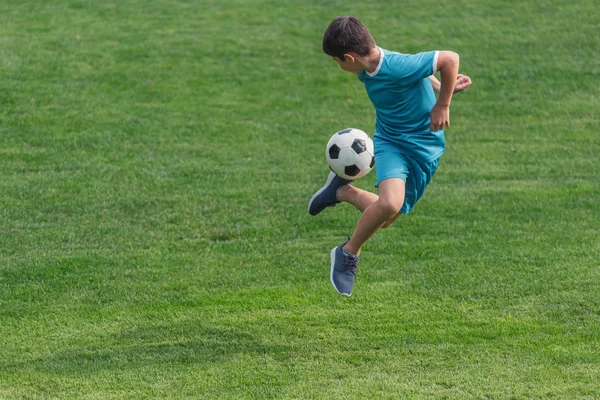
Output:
top-left (344, 255), bottom-right (358, 273)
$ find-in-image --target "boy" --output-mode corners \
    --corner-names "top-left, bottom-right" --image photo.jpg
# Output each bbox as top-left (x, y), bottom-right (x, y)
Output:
top-left (308, 16), bottom-right (472, 296)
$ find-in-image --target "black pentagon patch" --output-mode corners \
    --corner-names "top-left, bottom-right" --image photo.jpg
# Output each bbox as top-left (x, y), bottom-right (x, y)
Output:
top-left (369, 157), bottom-right (375, 168)
top-left (351, 139), bottom-right (366, 154)
top-left (337, 128), bottom-right (352, 135)
top-left (345, 165), bottom-right (360, 177)
top-left (328, 144), bottom-right (341, 159)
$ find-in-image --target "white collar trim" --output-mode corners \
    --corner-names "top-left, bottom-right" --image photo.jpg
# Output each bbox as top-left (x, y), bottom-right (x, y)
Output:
top-left (365, 47), bottom-right (384, 77)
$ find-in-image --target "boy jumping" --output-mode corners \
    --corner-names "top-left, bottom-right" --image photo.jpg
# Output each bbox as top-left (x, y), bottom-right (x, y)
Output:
top-left (308, 16), bottom-right (472, 296)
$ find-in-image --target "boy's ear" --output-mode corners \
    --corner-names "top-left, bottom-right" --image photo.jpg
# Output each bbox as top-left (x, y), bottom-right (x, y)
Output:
top-left (343, 53), bottom-right (356, 63)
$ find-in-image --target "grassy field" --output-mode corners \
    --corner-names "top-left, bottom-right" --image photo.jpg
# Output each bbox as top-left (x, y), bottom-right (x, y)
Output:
top-left (1, 0), bottom-right (599, 398)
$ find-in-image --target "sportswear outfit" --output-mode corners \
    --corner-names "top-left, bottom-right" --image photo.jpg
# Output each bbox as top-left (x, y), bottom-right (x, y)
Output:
top-left (358, 47), bottom-right (442, 214)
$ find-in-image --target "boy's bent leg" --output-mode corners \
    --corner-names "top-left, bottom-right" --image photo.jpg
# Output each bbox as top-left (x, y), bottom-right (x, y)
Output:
top-left (337, 184), bottom-right (379, 212)
top-left (344, 178), bottom-right (405, 255)
top-left (338, 184), bottom-right (401, 228)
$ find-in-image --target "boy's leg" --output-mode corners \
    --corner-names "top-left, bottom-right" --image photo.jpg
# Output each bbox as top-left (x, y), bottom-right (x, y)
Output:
top-left (337, 184), bottom-right (378, 212)
top-left (337, 184), bottom-right (401, 228)
top-left (343, 178), bottom-right (405, 255)
top-left (329, 178), bottom-right (404, 296)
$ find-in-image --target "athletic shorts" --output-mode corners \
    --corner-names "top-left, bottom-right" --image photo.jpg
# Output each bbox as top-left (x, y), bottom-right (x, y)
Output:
top-left (374, 138), bottom-right (440, 214)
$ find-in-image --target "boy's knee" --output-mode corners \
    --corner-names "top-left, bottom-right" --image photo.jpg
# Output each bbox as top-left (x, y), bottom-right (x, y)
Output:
top-left (378, 199), bottom-right (402, 217)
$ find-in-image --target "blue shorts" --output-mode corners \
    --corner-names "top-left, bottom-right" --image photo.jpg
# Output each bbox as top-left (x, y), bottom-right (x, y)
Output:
top-left (374, 138), bottom-right (440, 214)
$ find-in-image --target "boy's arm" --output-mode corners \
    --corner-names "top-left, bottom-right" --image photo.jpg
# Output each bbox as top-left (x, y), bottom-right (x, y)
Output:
top-left (429, 75), bottom-right (441, 93)
top-left (429, 73), bottom-right (471, 94)
top-left (430, 51), bottom-right (459, 131)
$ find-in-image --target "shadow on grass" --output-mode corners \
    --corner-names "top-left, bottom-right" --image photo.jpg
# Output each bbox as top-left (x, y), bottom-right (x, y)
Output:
top-left (5, 321), bottom-right (289, 375)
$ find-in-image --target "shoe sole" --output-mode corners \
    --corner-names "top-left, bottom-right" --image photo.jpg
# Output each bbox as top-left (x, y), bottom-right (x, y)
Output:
top-left (307, 172), bottom-right (337, 215)
top-left (330, 247), bottom-right (351, 297)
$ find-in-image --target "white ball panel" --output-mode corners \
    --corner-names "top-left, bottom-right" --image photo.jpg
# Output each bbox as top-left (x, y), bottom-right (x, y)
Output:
top-left (328, 158), bottom-right (346, 177)
top-left (355, 151), bottom-right (373, 170)
top-left (349, 129), bottom-right (369, 141)
top-left (331, 132), bottom-right (355, 149)
top-left (338, 147), bottom-right (357, 165)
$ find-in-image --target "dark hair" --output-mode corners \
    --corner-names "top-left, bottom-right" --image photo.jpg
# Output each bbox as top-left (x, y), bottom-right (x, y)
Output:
top-left (322, 16), bottom-right (376, 59)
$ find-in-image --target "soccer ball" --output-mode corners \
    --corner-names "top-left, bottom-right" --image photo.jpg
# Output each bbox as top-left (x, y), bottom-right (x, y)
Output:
top-left (326, 128), bottom-right (374, 180)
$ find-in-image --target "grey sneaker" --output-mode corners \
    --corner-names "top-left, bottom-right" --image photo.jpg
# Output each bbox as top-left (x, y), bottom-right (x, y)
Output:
top-left (330, 240), bottom-right (359, 296)
top-left (308, 172), bottom-right (352, 216)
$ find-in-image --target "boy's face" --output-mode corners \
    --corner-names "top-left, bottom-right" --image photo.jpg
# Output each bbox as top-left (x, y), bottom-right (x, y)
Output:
top-left (332, 55), bottom-right (362, 74)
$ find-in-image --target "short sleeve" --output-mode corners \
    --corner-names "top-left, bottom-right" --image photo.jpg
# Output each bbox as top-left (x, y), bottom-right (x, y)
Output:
top-left (388, 51), bottom-right (438, 86)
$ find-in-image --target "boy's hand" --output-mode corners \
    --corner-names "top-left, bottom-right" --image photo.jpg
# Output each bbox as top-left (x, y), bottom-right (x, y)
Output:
top-left (430, 74), bottom-right (470, 130)
top-left (430, 104), bottom-right (450, 131)
top-left (454, 74), bottom-right (472, 93)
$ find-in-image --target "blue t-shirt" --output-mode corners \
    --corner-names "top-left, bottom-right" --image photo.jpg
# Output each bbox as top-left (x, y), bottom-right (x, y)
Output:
top-left (358, 47), bottom-right (443, 163)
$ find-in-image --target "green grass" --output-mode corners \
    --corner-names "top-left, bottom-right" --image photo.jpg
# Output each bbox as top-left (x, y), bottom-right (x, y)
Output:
top-left (1, 0), bottom-right (599, 398)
